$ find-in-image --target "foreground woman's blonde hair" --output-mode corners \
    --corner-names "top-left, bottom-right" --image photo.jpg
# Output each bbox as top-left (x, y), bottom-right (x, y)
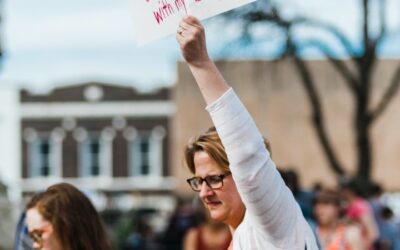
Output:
top-left (184, 126), bottom-right (271, 174)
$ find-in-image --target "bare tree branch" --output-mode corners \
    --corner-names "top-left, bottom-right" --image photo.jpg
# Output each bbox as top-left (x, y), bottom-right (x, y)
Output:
top-left (376, 0), bottom-right (387, 43)
top-left (363, 0), bottom-right (370, 46)
top-left (240, 6), bottom-right (356, 60)
top-left (291, 50), bottom-right (346, 176)
top-left (300, 39), bottom-right (359, 94)
top-left (298, 20), bottom-right (356, 59)
top-left (370, 64), bottom-right (400, 121)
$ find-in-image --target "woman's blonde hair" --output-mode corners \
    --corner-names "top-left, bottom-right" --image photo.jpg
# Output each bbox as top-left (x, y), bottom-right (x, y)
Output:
top-left (184, 127), bottom-right (271, 174)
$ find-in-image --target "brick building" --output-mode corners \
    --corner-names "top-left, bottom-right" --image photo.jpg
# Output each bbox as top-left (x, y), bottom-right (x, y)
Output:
top-left (20, 83), bottom-right (176, 210)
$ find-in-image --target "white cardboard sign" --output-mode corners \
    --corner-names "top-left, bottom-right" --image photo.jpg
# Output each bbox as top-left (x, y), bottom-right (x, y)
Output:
top-left (131, 0), bottom-right (256, 46)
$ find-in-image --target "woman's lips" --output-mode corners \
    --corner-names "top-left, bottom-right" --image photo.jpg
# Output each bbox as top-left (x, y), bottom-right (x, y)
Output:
top-left (206, 201), bottom-right (222, 209)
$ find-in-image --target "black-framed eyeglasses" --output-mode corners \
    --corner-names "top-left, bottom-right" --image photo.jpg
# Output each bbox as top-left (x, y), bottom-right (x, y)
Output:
top-left (186, 172), bottom-right (232, 192)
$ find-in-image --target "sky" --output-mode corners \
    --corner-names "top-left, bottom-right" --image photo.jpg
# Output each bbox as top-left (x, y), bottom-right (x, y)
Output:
top-left (0, 0), bottom-right (181, 92)
top-left (0, 0), bottom-right (399, 92)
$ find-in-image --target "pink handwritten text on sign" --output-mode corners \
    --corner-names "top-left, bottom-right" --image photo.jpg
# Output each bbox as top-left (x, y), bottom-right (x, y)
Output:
top-left (145, 0), bottom-right (189, 25)
top-left (131, 0), bottom-right (256, 46)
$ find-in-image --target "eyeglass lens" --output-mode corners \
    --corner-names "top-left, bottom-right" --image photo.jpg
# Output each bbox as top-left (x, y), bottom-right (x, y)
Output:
top-left (189, 173), bottom-right (230, 191)
top-left (29, 230), bottom-right (43, 244)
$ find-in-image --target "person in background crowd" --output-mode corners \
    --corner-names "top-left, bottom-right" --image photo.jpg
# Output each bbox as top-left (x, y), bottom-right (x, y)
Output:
top-left (376, 206), bottom-right (400, 250)
top-left (369, 184), bottom-right (385, 227)
top-left (341, 179), bottom-right (379, 249)
top-left (183, 197), bottom-right (231, 250)
top-left (178, 15), bottom-right (318, 249)
top-left (162, 197), bottom-right (198, 250)
top-left (313, 189), bottom-right (363, 250)
top-left (368, 182), bottom-right (388, 249)
top-left (25, 183), bottom-right (112, 250)
top-left (280, 168), bottom-right (315, 222)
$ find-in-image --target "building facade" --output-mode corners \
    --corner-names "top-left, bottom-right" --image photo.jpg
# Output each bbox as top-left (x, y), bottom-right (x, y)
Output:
top-left (20, 83), bottom-right (176, 210)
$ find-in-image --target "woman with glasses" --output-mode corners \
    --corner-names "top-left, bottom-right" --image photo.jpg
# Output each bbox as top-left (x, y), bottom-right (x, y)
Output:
top-left (178, 16), bottom-right (318, 249)
top-left (25, 183), bottom-right (112, 250)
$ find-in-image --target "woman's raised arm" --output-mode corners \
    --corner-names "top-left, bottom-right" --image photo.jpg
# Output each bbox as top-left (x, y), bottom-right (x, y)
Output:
top-left (176, 15), bottom-right (229, 105)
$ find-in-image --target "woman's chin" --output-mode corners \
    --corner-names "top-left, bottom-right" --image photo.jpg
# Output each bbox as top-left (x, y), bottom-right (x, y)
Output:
top-left (208, 209), bottom-right (227, 222)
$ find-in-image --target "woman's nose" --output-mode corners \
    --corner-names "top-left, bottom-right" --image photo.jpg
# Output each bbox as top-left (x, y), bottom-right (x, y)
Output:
top-left (199, 181), bottom-right (213, 198)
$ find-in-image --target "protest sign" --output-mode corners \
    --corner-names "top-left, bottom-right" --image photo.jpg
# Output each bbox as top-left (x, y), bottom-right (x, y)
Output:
top-left (131, 0), bottom-right (256, 46)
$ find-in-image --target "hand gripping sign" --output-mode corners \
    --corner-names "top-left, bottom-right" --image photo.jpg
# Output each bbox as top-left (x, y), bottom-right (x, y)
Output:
top-left (131, 0), bottom-right (256, 46)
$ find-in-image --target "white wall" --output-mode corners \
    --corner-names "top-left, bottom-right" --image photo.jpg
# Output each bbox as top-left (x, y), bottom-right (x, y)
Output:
top-left (0, 85), bottom-right (21, 204)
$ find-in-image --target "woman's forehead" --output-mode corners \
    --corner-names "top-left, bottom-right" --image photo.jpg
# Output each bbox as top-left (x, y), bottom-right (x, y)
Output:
top-left (26, 207), bottom-right (47, 229)
top-left (194, 151), bottom-right (223, 174)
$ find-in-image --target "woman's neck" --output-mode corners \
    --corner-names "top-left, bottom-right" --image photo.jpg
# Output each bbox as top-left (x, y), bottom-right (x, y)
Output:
top-left (227, 207), bottom-right (246, 233)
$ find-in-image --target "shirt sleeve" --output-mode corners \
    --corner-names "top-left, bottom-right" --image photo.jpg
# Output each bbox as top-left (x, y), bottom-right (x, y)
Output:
top-left (206, 88), bottom-right (303, 246)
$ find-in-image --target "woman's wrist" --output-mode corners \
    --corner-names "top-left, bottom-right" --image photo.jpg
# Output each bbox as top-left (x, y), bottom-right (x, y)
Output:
top-left (187, 54), bottom-right (212, 69)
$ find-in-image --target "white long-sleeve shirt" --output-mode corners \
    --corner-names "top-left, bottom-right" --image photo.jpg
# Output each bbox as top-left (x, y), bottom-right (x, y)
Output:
top-left (206, 88), bottom-right (318, 250)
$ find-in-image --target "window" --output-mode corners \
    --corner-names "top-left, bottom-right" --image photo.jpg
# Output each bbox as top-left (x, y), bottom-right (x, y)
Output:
top-left (129, 127), bottom-right (165, 177)
top-left (131, 134), bottom-right (151, 176)
top-left (77, 127), bottom-right (114, 178)
top-left (79, 136), bottom-right (102, 177)
top-left (29, 137), bottom-right (54, 177)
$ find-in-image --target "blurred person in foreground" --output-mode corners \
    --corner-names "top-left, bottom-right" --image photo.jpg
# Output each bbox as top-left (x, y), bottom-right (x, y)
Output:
top-left (25, 183), bottom-right (112, 250)
top-left (313, 189), bottom-right (363, 249)
top-left (178, 15), bottom-right (318, 249)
